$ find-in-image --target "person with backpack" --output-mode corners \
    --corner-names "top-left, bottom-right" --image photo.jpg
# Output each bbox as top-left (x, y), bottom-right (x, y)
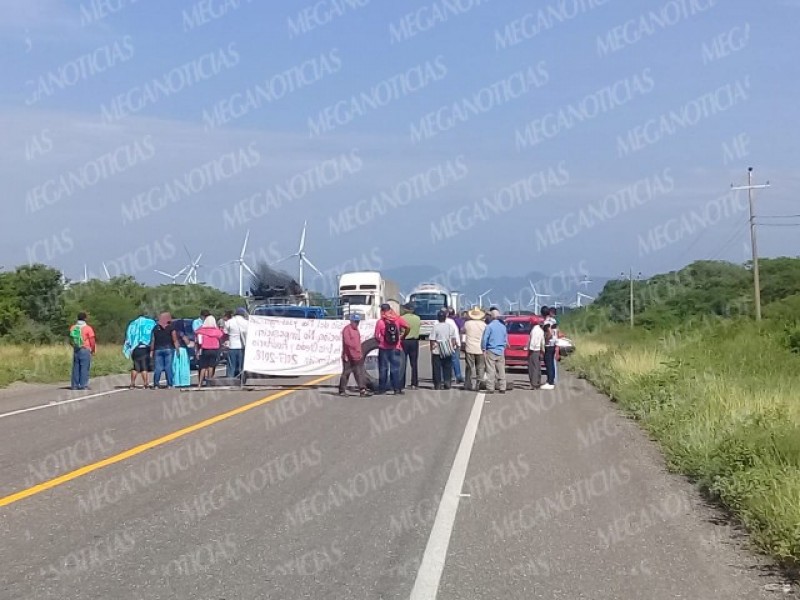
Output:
top-left (374, 303), bottom-right (409, 395)
top-left (69, 312), bottom-right (96, 390)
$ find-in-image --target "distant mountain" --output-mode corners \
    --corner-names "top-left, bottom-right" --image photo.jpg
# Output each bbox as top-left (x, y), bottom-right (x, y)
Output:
top-left (382, 265), bottom-right (611, 309)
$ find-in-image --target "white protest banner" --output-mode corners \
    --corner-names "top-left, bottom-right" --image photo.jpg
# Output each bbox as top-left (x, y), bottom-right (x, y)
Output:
top-left (243, 316), bottom-right (379, 376)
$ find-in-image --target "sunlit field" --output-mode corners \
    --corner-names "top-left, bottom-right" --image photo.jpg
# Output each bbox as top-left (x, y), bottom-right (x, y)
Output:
top-left (0, 345), bottom-right (129, 389)
top-left (569, 322), bottom-right (800, 566)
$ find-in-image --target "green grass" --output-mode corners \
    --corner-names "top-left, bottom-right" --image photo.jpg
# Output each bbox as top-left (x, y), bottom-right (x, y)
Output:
top-left (0, 344), bottom-right (129, 388)
top-left (568, 320), bottom-right (800, 566)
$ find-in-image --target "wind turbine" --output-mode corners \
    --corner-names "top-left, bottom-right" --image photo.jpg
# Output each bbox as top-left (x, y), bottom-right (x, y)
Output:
top-left (179, 245), bottom-right (201, 284)
top-left (528, 281), bottom-right (551, 315)
top-left (154, 267), bottom-right (188, 285)
top-left (183, 252), bottom-right (203, 283)
top-left (477, 288), bottom-right (492, 307)
top-left (274, 220), bottom-right (322, 288)
top-left (576, 291), bottom-right (595, 308)
top-left (82, 265), bottom-right (89, 283)
top-left (102, 262), bottom-right (111, 281)
top-left (182, 249), bottom-right (203, 284)
top-left (579, 275), bottom-right (592, 290)
top-left (505, 298), bottom-right (519, 313)
top-left (222, 230), bottom-right (256, 297)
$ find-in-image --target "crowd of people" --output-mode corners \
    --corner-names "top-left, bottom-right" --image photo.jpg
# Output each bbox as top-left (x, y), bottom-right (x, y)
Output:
top-left (68, 308), bottom-right (251, 391)
top-left (121, 308), bottom-right (250, 389)
top-left (338, 303), bottom-right (561, 396)
top-left (69, 301), bottom-right (561, 394)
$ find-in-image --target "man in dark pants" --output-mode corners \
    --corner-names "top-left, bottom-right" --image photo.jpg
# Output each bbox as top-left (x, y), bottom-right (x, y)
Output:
top-left (339, 314), bottom-right (370, 396)
top-left (527, 318), bottom-right (545, 390)
top-left (69, 312), bottom-right (96, 390)
top-left (430, 310), bottom-right (456, 390)
top-left (542, 323), bottom-right (556, 390)
top-left (374, 304), bottom-right (409, 395)
top-left (400, 303), bottom-right (421, 390)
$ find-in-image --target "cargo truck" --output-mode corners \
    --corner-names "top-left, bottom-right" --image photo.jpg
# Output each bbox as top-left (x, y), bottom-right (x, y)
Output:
top-left (338, 271), bottom-right (401, 320)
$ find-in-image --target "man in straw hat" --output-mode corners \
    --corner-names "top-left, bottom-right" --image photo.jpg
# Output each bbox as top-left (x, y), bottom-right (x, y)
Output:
top-left (463, 306), bottom-right (487, 391)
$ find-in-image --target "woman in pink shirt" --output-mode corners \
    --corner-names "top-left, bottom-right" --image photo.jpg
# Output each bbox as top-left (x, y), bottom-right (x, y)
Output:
top-left (195, 314), bottom-right (224, 386)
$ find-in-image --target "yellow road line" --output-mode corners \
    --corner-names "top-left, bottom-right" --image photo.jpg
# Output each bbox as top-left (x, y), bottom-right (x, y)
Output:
top-left (0, 375), bottom-right (334, 509)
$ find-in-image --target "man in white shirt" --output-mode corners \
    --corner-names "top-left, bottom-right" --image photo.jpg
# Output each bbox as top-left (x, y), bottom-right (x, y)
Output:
top-left (527, 319), bottom-right (545, 390)
top-left (463, 307), bottom-right (487, 391)
top-left (224, 307), bottom-right (249, 379)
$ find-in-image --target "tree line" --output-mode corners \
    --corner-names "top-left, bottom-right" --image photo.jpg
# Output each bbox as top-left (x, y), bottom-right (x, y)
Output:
top-left (0, 264), bottom-right (243, 345)
top-left (563, 257), bottom-right (800, 350)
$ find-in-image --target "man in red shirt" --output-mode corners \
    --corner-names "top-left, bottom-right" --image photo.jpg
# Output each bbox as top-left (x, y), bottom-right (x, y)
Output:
top-left (339, 314), bottom-right (371, 397)
top-left (69, 312), bottom-right (96, 390)
top-left (374, 303), bottom-right (410, 395)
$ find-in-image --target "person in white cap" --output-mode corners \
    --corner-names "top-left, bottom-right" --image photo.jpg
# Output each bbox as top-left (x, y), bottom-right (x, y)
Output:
top-left (463, 307), bottom-right (487, 391)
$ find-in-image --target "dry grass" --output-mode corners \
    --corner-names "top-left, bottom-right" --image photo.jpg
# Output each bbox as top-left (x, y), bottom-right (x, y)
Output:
top-left (0, 344), bottom-right (129, 388)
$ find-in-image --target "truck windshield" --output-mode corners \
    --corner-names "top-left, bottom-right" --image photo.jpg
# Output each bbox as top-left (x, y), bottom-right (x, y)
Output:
top-left (340, 294), bottom-right (373, 305)
top-left (409, 293), bottom-right (447, 320)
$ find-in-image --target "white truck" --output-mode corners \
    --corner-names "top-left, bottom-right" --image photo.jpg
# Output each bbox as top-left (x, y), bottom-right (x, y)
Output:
top-left (338, 271), bottom-right (401, 320)
top-left (407, 283), bottom-right (460, 338)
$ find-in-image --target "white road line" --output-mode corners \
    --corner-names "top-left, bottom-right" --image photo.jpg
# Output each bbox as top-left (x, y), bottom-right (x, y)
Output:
top-left (409, 392), bottom-right (485, 600)
top-left (0, 366), bottom-right (229, 420)
top-left (0, 388), bottom-right (126, 420)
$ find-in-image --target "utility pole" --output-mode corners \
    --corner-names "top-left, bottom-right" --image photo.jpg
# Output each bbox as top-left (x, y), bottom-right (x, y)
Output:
top-left (621, 269), bottom-right (642, 327)
top-left (731, 167), bottom-right (770, 322)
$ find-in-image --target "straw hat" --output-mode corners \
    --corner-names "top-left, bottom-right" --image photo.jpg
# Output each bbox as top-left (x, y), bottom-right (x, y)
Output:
top-left (468, 307), bottom-right (485, 320)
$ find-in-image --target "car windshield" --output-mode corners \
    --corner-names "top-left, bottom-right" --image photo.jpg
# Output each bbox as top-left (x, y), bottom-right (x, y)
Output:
top-left (410, 293), bottom-right (447, 319)
top-left (506, 320), bottom-right (533, 335)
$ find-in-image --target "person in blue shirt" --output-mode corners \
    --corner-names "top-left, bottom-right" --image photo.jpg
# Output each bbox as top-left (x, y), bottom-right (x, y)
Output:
top-left (481, 313), bottom-right (508, 394)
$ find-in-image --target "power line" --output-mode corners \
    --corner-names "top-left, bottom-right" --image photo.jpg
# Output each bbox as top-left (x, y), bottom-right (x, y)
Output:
top-left (707, 220), bottom-right (749, 262)
top-left (757, 223), bottom-right (800, 227)
top-left (758, 214), bottom-right (800, 219)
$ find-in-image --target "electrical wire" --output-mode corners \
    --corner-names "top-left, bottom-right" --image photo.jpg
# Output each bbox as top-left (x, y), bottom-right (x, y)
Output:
top-left (707, 220), bottom-right (750, 261)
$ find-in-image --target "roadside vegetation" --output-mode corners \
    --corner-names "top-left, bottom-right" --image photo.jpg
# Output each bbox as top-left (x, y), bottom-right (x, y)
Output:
top-left (0, 345), bottom-right (130, 389)
top-left (561, 258), bottom-right (800, 567)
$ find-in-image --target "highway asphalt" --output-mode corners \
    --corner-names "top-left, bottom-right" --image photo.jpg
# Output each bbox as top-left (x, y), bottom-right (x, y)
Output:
top-left (0, 357), bottom-right (789, 599)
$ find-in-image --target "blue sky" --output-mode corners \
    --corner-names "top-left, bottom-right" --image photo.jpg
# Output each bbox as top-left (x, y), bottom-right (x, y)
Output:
top-left (2, 0), bottom-right (798, 295)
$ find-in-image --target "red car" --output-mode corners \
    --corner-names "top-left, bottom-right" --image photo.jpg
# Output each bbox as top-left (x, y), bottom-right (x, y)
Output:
top-left (504, 315), bottom-right (545, 368)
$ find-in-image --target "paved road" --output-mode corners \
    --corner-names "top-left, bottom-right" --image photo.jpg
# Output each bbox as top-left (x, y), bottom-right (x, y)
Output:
top-left (0, 358), bottom-right (786, 599)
